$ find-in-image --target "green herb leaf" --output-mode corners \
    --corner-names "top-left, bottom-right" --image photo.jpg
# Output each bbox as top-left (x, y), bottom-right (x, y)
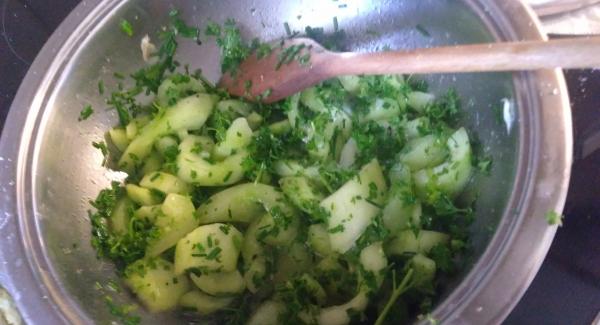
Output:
top-left (545, 210), bottom-right (563, 226)
top-left (120, 19), bottom-right (134, 37)
top-left (79, 104), bottom-right (94, 121)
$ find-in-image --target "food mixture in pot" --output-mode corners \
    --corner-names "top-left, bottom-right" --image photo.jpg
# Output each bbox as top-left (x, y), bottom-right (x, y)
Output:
top-left (85, 11), bottom-right (488, 324)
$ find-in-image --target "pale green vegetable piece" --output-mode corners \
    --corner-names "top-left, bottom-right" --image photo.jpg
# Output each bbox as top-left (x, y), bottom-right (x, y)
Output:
top-left (407, 91), bottom-right (435, 112)
top-left (364, 98), bottom-right (402, 122)
top-left (317, 242), bottom-right (387, 325)
top-left (359, 242), bottom-right (388, 286)
top-left (125, 120), bottom-right (138, 141)
top-left (110, 197), bottom-right (133, 235)
top-left (140, 171), bottom-right (190, 194)
top-left (254, 211), bottom-right (299, 246)
top-left (146, 193), bottom-right (198, 257)
top-left (118, 93), bottom-right (217, 172)
top-left (154, 136), bottom-right (178, 156)
top-left (179, 290), bottom-right (233, 315)
top-left (300, 87), bottom-right (327, 112)
top-left (108, 127), bottom-right (129, 152)
top-left (177, 137), bottom-right (247, 186)
top-left (410, 254), bottom-right (436, 289)
top-left (273, 242), bottom-right (313, 284)
top-left (268, 120), bottom-right (291, 135)
top-left (274, 160), bottom-right (305, 177)
top-left (244, 256), bottom-right (267, 293)
top-left (196, 183), bottom-right (296, 224)
top-left (216, 99), bottom-right (253, 116)
top-left (156, 77), bottom-right (206, 107)
top-left (286, 93), bottom-right (301, 128)
top-left (308, 224), bottom-right (332, 256)
top-left (338, 75), bottom-right (361, 94)
top-left (189, 270), bottom-right (245, 296)
top-left (404, 117), bottom-right (431, 140)
top-left (125, 184), bottom-right (162, 206)
top-left (398, 135), bottom-right (448, 171)
top-left (241, 218), bottom-right (264, 263)
top-left (124, 259), bottom-right (190, 312)
top-left (338, 138), bottom-right (358, 168)
top-left (298, 273), bottom-right (327, 305)
top-left (141, 151), bottom-right (163, 175)
top-left (246, 112), bottom-right (264, 130)
top-left (413, 127), bottom-right (473, 198)
top-left (279, 176), bottom-right (324, 214)
top-left (386, 230), bottom-right (449, 256)
top-left (212, 117), bottom-right (253, 160)
top-left (174, 223), bottom-right (243, 275)
top-left (388, 162), bottom-right (412, 184)
top-left (133, 204), bottom-right (161, 222)
top-left (247, 300), bottom-right (285, 325)
top-left (320, 159), bottom-right (387, 253)
top-left (382, 193), bottom-right (422, 234)
top-left (382, 74), bottom-right (405, 90)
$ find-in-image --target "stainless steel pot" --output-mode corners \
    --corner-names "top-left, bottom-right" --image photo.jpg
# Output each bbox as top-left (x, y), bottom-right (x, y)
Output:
top-left (0, 0), bottom-right (572, 324)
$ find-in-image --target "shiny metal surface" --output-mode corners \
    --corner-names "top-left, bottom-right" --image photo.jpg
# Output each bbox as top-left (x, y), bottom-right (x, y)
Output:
top-left (0, 0), bottom-right (571, 324)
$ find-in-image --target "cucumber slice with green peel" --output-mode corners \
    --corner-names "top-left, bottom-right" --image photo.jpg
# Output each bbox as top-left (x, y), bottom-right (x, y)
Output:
top-left (177, 139), bottom-right (248, 186)
top-left (156, 77), bottom-right (206, 108)
top-left (125, 184), bottom-right (163, 206)
top-left (145, 193), bottom-right (198, 257)
top-left (300, 87), bottom-right (327, 113)
top-left (216, 99), bottom-right (253, 116)
top-left (140, 151), bottom-right (163, 175)
top-left (179, 290), bottom-right (234, 315)
top-left (279, 176), bottom-right (324, 214)
top-left (124, 258), bottom-right (190, 313)
top-left (364, 98), bottom-right (403, 122)
top-left (109, 197), bottom-right (133, 235)
top-left (407, 91), bottom-right (435, 112)
top-left (410, 254), bottom-right (436, 289)
top-left (247, 300), bottom-right (285, 325)
top-left (174, 223), bottom-right (243, 275)
top-left (189, 270), bottom-right (245, 296)
top-left (320, 159), bottom-right (387, 254)
top-left (244, 256), bottom-right (267, 293)
top-left (308, 224), bottom-right (333, 256)
top-left (140, 172), bottom-right (190, 195)
top-left (398, 135), bottom-right (448, 171)
top-left (118, 94), bottom-right (217, 172)
top-left (404, 117), bottom-right (431, 140)
top-left (386, 230), bottom-right (450, 256)
top-left (413, 127), bottom-right (473, 198)
top-left (133, 205), bottom-right (161, 222)
top-left (254, 211), bottom-right (299, 246)
top-left (154, 136), bottom-right (178, 157)
top-left (108, 127), bottom-right (129, 152)
top-left (196, 183), bottom-right (297, 225)
top-left (212, 117), bottom-right (253, 160)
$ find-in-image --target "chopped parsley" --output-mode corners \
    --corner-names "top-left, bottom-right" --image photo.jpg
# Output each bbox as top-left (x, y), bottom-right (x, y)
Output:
top-left (120, 19), bottom-right (134, 37)
top-left (545, 210), bottom-right (563, 226)
top-left (79, 104), bottom-right (94, 121)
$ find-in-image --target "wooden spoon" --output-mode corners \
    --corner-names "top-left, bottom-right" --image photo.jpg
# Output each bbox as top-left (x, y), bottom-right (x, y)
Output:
top-left (219, 36), bottom-right (600, 103)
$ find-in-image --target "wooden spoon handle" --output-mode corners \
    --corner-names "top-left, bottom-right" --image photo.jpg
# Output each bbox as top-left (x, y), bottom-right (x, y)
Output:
top-left (328, 36), bottom-right (600, 75)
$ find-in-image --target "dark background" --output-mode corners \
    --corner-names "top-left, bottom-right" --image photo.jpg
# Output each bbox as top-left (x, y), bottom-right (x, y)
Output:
top-left (1, 1), bottom-right (599, 324)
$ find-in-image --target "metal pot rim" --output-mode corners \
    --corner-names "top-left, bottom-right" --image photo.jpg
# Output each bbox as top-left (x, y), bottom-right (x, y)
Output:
top-left (0, 0), bottom-right (572, 324)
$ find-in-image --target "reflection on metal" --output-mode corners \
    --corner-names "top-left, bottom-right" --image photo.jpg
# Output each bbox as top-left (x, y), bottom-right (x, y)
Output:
top-left (529, 0), bottom-right (600, 34)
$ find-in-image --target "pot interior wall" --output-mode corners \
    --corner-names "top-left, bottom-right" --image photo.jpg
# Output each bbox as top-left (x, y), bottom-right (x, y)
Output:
top-left (31, 0), bottom-right (518, 322)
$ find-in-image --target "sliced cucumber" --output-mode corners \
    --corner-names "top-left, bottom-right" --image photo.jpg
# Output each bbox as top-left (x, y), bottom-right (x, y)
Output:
top-left (320, 159), bottom-right (387, 253)
top-left (179, 290), bottom-right (233, 315)
top-left (124, 258), bottom-right (190, 312)
top-left (174, 223), bottom-right (243, 275)
top-left (189, 270), bottom-right (245, 296)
